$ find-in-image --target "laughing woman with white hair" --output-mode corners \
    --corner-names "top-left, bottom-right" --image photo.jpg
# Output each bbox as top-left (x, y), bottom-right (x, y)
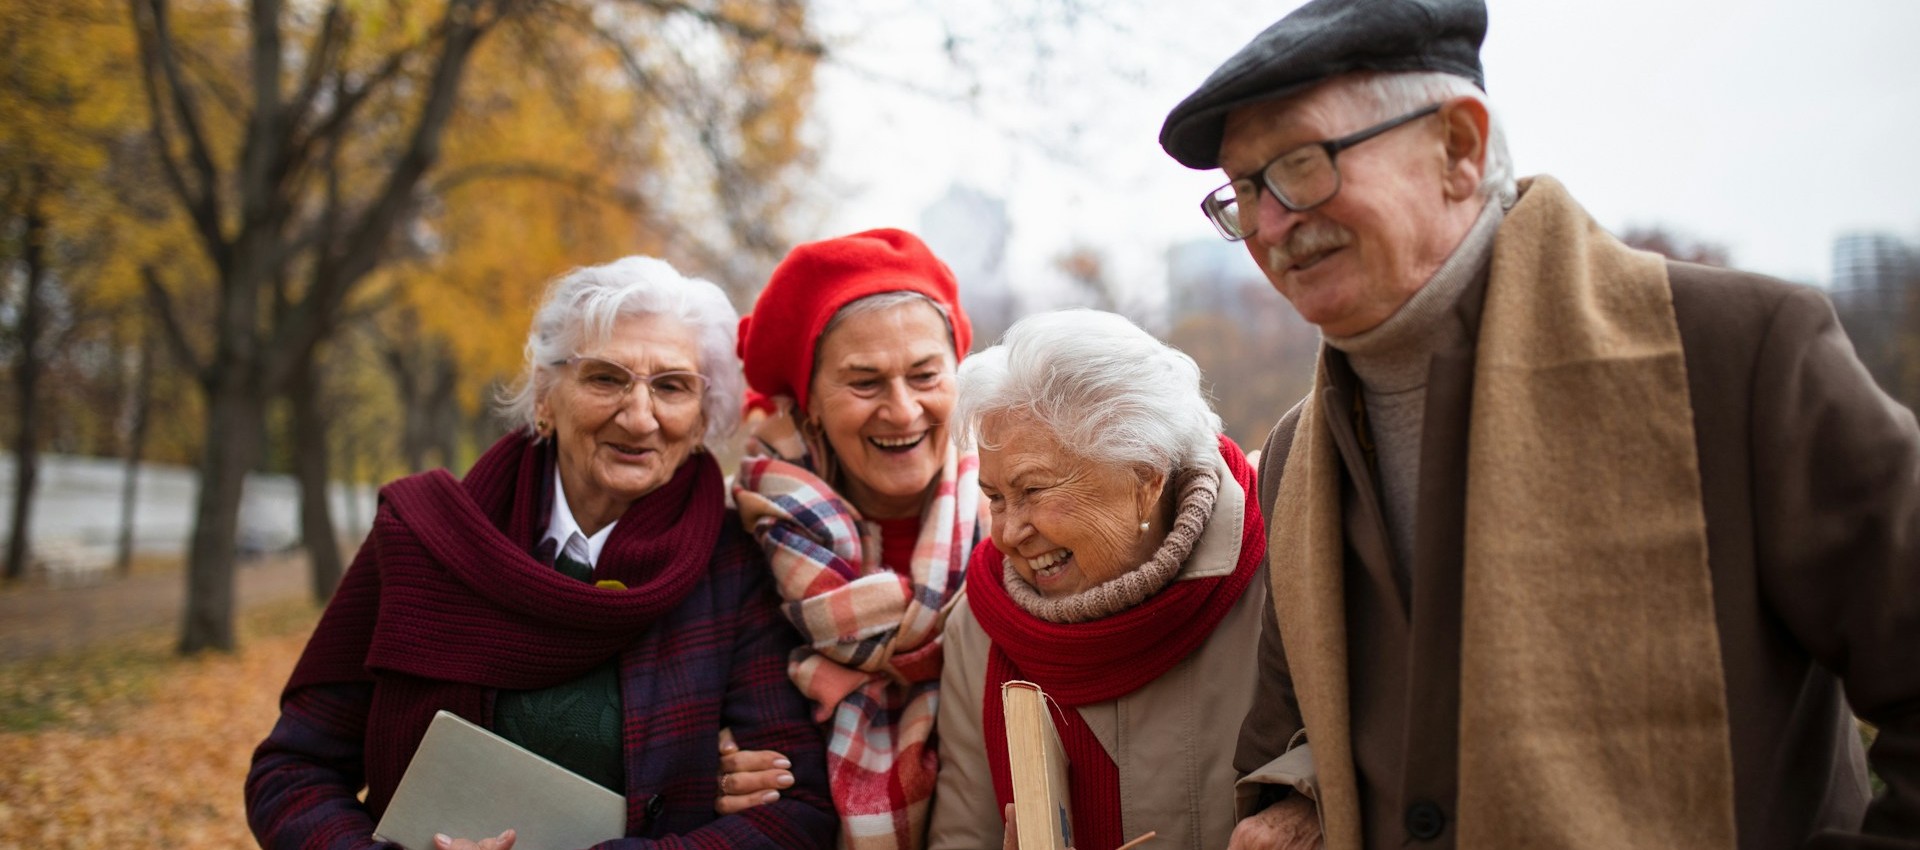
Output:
top-left (246, 256), bottom-right (835, 850)
top-left (926, 310), bottom-right (1298, 850)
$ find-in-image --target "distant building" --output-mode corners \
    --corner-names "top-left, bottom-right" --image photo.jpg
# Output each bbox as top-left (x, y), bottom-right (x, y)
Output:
top-left (1167, 239), bottom-right (1258, 320)
top-left (1828, 231), bottom-right (1920, 408)
top-left (1165, 238), bottom-right (1316, 337)
top-left (919, 185), bottom-right (1015, 348)
top-left (1831, 232), bottom-right (1917, 313)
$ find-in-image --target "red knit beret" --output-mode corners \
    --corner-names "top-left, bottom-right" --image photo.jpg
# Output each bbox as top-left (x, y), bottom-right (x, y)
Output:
top-left (738, 228), bottom-right (972, 416)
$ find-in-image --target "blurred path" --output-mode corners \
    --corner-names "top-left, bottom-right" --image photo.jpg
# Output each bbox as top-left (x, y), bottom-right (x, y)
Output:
top-left (0, 551), bottom-right (313, 663)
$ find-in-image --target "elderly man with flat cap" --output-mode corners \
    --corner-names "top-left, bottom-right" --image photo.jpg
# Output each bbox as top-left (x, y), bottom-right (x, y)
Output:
top-left (1160, 1), bottom-right (1920, 849)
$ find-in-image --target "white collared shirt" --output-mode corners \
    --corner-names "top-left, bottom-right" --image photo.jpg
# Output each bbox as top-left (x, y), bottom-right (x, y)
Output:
top-left (544, 471), bottom-right (616, 567)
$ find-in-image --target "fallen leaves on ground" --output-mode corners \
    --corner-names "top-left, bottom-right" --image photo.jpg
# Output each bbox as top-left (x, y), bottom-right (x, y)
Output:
top-left (0, 600), bottom-right (321, 848)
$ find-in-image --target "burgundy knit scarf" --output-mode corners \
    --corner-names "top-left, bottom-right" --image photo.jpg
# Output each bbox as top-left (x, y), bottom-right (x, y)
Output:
top-left (969, 435), bottom-right (1262, 850)
top-left (283, 432), bottom-right (724, 815)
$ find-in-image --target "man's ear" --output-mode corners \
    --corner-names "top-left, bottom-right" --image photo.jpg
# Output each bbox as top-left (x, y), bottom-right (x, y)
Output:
top-left (1439, 96), bottom-right (1490, 201)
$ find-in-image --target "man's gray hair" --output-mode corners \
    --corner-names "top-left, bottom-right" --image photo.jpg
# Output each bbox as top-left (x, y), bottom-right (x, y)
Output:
top-left (1344, 71), bottom-right (1517, 207)
top-left (954, 309), bottom-right (1222, 476)
top-left (498, 256), bottom-right (744, 446)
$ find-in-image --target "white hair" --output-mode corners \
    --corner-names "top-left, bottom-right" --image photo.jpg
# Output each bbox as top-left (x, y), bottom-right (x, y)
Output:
top-left (954, 309), bottom-right (1222, 476)
top-left (497, 256), bottom-right (744, 446)
top-left (819, 290), bottom-right (958, 365)
top-left (1341, 71), bottom-right (1517, 207)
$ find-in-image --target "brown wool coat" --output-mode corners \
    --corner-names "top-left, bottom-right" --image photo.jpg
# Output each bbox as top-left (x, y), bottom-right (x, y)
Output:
top-left (1238, 195), bottom-right (1920, 849)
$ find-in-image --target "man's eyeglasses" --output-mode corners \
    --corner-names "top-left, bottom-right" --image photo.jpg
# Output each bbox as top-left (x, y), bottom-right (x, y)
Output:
top-left (552, 356), bottom-right (708, 410)
top-left (1201, 103), bottom-right (1442, 241)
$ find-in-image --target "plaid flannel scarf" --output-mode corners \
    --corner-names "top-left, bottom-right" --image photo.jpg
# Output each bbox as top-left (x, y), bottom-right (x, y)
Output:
top-left (734, 443), bottom-right (978, 850)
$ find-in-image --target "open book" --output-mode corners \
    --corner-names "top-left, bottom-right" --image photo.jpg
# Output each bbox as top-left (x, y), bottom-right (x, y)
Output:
top-left (373, 710), bottom-right (626, 850)
top-left (1002, 680), bottom-right (1073, 850)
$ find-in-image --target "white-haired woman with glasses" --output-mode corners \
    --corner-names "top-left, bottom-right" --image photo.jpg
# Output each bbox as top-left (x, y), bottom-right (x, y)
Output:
top-left (926, 310), bottom-right (1315, 850)
top-left (246, 256), bottom-right (836, 850)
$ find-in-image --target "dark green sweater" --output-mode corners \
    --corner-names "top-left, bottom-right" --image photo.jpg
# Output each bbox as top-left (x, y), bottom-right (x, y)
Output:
top-left (492, 553), bottom-right (625, 793)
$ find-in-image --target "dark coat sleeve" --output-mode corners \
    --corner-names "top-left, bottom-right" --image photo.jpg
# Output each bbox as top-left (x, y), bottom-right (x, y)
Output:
top-left (692, 547), bottom-right (837, 849)
top-left (245, 538), bottom-right (390, 850)
top-left (1747, 285), bottom-right (1920, 844)
top-left (246, 680), bottom-right (388, 850)
top-left (606, 529), bottom-right (837, 850)
top-left (1234, 401), bottom-right (1311, 805)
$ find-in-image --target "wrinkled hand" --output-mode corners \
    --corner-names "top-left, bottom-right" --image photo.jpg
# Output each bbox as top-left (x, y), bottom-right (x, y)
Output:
top-left (714, 727), bottom-right (793, 815)
top-left (432, 829), bottom-right (515, 850)
top-left (1228, 795), bottom-right (1321, 850)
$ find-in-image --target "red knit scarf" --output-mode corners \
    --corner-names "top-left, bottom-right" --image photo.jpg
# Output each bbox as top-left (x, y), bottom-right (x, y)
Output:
top-left (969, 435), bottom-right (1262, 850)
top-left (283, 432), bottom-right (723, 815)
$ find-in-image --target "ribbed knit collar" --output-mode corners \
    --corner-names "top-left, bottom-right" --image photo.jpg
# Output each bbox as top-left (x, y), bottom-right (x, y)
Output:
top-left (1003, 460), bottom-right (1221, 624)
top-left (1325, 199), bottom-right (1504, 393)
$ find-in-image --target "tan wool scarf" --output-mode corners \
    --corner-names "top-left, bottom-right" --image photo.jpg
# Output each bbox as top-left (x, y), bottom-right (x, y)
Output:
top-left (1267, 176), bottom-right (1736, 849)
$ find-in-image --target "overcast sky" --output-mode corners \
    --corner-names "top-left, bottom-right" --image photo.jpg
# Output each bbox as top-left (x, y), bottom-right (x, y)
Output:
top-left (802, 0), bottom-right (1920, 306)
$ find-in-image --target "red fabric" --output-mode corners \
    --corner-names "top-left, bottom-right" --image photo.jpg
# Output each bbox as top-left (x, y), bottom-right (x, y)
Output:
top-left (737, 228), bottom-right (972, 416)
top-left (743, 389), bottom-right (780, 417)
top-left (970, 435), bottom-right (1264, 850)
top-left (283, 432), bottom-right (724, 813)
top-left (875, 514), bottom-right (922, 576)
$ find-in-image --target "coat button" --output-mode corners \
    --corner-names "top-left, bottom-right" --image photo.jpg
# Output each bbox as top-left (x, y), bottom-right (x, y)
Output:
top-left (645, 794), bottom-right (666, 822)
top-left (1405, 801), bottom-right (1446, 841)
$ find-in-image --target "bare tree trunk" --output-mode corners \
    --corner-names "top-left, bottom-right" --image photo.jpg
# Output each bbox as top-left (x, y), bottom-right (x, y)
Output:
top-left (429, 356), bottom-right (460, 471)
top-left (288, 351), bottom-right (342, 601)
top-left (339, 428), bottom-right (364, 539)
top-left (179, 373), bottom-right (264, 653)
top-left (381, 330), bottom-right (454, 471)
top-left (399, 369), bottom-right (430, 472)
top-left (5, 185), bottom-right (50, 583)
top-left (130, 0), bottom-right (503, 652)
top-left (175, 235), bottom-right (275, 654)
top-left (115, 328), bottom-right (156, 576)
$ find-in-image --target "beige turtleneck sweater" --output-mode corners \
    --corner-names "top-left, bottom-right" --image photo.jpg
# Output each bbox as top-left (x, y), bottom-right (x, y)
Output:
top-left (1322, 199), bottom-right (1505, 582)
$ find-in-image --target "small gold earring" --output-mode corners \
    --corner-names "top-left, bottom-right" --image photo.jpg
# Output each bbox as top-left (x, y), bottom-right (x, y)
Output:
top-left (535, 419), bottom-right (549, 435)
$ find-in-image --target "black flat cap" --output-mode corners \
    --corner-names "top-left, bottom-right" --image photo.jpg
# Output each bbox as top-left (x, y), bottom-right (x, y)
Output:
top-left (1160, 0), bottom-right (1488, 170)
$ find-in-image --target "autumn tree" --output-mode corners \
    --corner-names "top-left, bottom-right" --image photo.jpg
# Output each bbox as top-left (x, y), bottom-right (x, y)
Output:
top-left (1165, 286), bottom-right (1320, 450)
top-left (1618, 224), bottom-right (1731, 268)
top-left (362, 0), bottom-right (819, 478)
top-left (1, 0), bottom-right (150, 581)
top-left (127, 0), bottom-right (822, 652)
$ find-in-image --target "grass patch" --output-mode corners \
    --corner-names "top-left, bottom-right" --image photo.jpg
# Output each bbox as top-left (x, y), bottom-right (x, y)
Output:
top-left (0, 595), bottom-right (321, 734)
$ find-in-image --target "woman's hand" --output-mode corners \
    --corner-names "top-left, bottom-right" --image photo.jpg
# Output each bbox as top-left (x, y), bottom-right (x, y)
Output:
top-left (714, 727), bottom-right (794, 815)
top-left (432, 829), bottom-right (516, 850)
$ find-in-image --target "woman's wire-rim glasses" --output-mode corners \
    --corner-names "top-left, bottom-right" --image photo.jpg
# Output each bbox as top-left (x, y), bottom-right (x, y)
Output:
top-left (552, 356), bottom-right (709, 410)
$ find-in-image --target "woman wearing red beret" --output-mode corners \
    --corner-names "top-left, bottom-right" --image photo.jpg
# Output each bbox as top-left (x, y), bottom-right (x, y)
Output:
top-left (722, 228), bottom-right (982, 850)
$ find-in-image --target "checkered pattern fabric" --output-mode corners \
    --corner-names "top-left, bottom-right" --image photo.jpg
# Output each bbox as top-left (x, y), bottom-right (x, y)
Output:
top-left (734, 444), bottom-right (979, 850)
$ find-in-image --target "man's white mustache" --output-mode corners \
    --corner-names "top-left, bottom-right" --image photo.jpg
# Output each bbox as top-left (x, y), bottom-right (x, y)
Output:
top-left (1266, 224), bottom-right (1353, 274)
